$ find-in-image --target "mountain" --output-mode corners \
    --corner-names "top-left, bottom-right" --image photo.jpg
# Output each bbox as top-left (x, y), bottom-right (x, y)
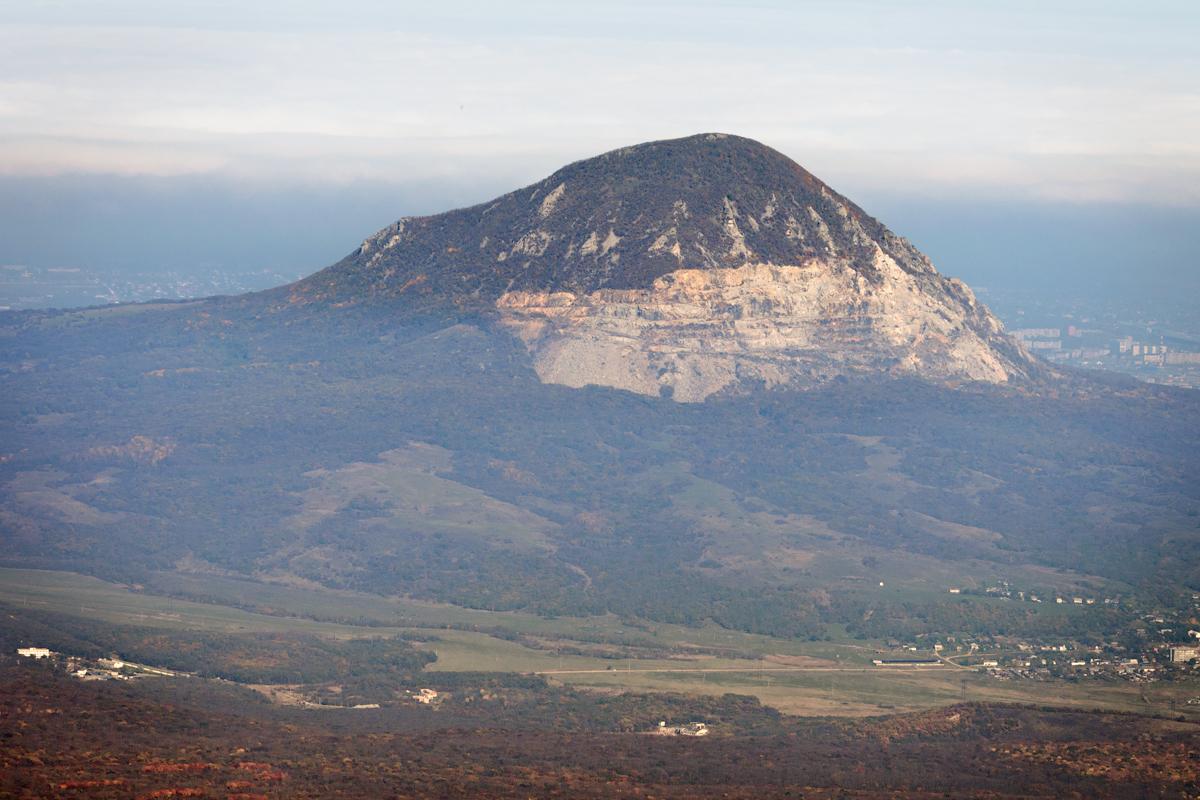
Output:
top-left (281, 133), bottom-right (1036, 400)
top-left (1, 135), bottom-right (1198, 641)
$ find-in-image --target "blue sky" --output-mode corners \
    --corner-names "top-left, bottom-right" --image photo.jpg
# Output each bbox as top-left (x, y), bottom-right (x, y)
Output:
top-left (1, 1), bottom-right (1197, 295)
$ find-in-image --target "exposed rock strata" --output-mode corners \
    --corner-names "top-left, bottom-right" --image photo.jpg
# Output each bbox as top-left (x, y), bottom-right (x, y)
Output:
top-left (279, 133), bottom-right (1038, 397)
top-left (498, 255), bottom-right (1026, 401)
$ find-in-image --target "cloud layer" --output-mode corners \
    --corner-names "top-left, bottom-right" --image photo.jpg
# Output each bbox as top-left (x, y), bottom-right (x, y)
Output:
top-left (1, 1), bottom-right (1198, 203)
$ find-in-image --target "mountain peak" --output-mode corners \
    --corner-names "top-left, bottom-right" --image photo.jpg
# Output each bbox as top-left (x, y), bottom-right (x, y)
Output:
top-left (282, 134), bottom-right (1039, 400)
top-left (290, 133), bottom-right (925, 304)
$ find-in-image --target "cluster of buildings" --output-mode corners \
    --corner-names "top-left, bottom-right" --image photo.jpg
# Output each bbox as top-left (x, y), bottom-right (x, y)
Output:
top-left (983, 658), bottom-right (1160, 683)
top-left (947, 582), bottom-right (1118, 608)
top-left (1114, 337), bottom-right (1200, 365)
top-left (1011, 327), bottom-right (1111, 361)
top-left (16, 647), bottom-right (182, 681)
top-left (652, 721), bottom-right (710, 737)
top-left (1013, 327), bottom-right (1200, 367)
top-left (1003, 323), bottom-right (1200, 388)
top-left (887, 619), bottom-right (1200, 684)
top-left (406, 687), bottom-right (441, 705)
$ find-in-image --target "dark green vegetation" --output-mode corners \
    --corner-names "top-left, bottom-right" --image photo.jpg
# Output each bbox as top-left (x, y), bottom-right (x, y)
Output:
top-left (2, 298), bottom-right (1198, 639)
top-left (2, 133), bottom-right (1198, 649)
top-left (3, 131), bottom-right (1199, 800)
top-left (4, 657), bottom-right (1199, 798)
top-left (0, 603), bottom-right (432, 686)
top-left (7, 566), bottom-right (1199, 721)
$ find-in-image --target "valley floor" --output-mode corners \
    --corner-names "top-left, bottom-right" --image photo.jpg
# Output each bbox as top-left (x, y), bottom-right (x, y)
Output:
top-left (2, 567), bottom-right (1198, 721)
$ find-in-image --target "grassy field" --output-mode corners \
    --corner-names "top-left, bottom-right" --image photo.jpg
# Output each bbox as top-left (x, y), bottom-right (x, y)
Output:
top-left (143, 569), bottom-right (836, 659)
top-left (3, 567), bottom-right (1196, 719)
top-left (549, 663), bottom-right (1200, 718)
top-left (0, 567), bottom-right (799, 673)
top-left (288, 444), bottom-right (556, 551)
top-left (0, 567), bottom-right (402, 639)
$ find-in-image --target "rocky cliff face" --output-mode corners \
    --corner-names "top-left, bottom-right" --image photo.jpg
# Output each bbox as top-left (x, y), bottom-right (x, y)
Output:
top-left (287, 133), bottom-right (1037, 399)
top-left (497, 259), bottom-right (1018, 401)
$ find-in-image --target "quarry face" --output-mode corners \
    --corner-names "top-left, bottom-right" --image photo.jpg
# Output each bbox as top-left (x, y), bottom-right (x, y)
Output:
top-left (497, 250), bottom-right (1017, 402)
top-left (287, 133), bottom-right (1036, 402)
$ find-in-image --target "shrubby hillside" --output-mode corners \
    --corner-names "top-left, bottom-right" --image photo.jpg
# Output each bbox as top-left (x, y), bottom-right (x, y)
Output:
top-left (2, 135), bottom-right (1198, 639)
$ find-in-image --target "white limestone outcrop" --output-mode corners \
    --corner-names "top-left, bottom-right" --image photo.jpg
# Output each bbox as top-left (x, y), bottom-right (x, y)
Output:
top-left (497, 251), bottom-right (1023, 402)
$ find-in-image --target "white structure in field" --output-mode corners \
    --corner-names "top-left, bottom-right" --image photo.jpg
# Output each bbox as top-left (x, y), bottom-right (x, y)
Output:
top-left (655, 721), bottom-right (710, 737)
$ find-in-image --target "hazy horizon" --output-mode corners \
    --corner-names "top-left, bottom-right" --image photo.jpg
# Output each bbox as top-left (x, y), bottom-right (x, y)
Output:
top-left (2, 165), bottom-right (1197, 306)
top-left (2, 0), bottom-right (1198, 305)
top-left (4, 4), bottom-right (1200, 790)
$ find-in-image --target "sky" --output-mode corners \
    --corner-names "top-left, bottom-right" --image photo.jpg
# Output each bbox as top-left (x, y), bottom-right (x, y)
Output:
top-left (1, 0), bottom-right (1198, 298)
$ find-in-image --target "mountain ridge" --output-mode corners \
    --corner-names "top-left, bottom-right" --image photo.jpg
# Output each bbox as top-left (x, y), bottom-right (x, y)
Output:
top-left (1, 137), bottom-right (1197, 637)
top-left (286, 133), bottom-right (958, 302)
top-left (274, 133), bottom-right (1037, 399)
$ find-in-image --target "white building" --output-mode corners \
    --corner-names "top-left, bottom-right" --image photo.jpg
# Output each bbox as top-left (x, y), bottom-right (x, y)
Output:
top-left (656, 721), bottom-right (710, 737)
top-left (410, 688), bottom-right (439, 704)
top-left (16, 647), bottom-right (53, 659)
top-left (1169, 647), bottom-right (1199, 663)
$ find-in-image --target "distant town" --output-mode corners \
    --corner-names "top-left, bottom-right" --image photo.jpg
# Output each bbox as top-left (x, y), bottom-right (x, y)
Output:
top-left (869, 587), bottom-right (1200, 696)
top-left (977, 287), bottom-right (1200, 388)
top-left (18, 587), bottom-right (1200, 699)
top-left (0, 263), bottom-right (303, 312)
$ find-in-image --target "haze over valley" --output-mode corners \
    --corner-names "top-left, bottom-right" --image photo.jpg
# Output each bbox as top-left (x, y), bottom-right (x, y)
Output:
top-left (2, 3), bottom-right (1199, 798)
